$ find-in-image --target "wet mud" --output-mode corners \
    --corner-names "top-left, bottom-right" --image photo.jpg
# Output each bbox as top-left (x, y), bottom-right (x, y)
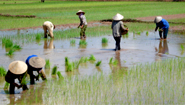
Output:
top-left (0, 28), bottom-right (185, 104)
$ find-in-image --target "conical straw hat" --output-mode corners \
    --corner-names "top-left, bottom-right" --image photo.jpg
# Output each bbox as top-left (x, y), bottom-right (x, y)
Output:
top-left (29, 57), bottom-right (46, 68)
top-left (9, 61), bottom-right (28, 75)
top-left (154, 16), bottom-right (162, 23)
top-left (112, 13), bottom-right (124, 21)
top-left (76, 10), bottom-right (85, 15)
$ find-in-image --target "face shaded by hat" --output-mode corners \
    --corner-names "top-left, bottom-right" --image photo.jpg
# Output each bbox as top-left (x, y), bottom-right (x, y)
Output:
top-left (9, 61), bottom-right (28, 75)
top-left (76, 10), bottom-right (85, 15)
top-left (113, 13), bottom-right (124, 21)
top-left (154, 16), bottom-right (162, 23)
top-left (29, 57), bottom-right (46, 70)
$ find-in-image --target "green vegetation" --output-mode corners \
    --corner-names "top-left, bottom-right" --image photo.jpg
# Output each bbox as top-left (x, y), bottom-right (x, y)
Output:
top-left (57, 71), bottom-right (64, 79)
top-left (101, 37), bottom-right (108, 43)
top-left (51, 66), bottom-right (57, 75)
top-left (36, 33), bottom-right (42, 40)
top-left (95, 60), bottom-right (102, 66)
top-left (45, 59), bottom-right (51, 69)
top-left (4, 82), bottom-right (9, 90)
top-left (0, 1), bottom-right (185, 30)
top-left (0, 66), bottom-right (7, 76)
top-left (42, 58), bottom-right (185, 104)
top-left (89, 54), bottom-right (96, 61)
top-left (79, 40), bottom-right (87, 46)
top-left (70, 39), bottom-right (76, 45)
top-left (66, 62), bottom-right (73, 72)
top-left (65, 57), bottom-right (70, 66)
top-left (109, 57), bottom-right (118, 65)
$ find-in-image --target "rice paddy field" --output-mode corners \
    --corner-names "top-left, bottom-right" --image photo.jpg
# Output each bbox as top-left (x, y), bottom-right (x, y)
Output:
top-left (0, 0), bottom-right (185, 104)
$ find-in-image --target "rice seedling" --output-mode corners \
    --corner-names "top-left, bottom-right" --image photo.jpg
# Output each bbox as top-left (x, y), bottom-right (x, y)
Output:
top-left (65, 57), bottom-right (70, 66)
top-left (70, 39), bottom-right (76, 45)
top-left (21, 73), bottom-right (27, 85)
top-left (79, 40), bottom-right (87, 46)
top-left (180, 44), bottom-right (184, 51)
top-left (3, 38), bottom-right (13, 48)
top-left (95, 60), bottom-right (102, 66)
top-left (73, 60), bottom-right (81, 69)
top-left (12, 44), bottom-right (22, 50)
top-left (109, 57), bottom-right (113, 64)
top-left (6, 48), bottom-right (15, 56)
top-left (51, 66), bottom-right (57, 75)
top-left (57, 71), bottom-right (64, 79)
top-left (4, 82), bottom-right (9, 90)
top-left (45, 59), bottom-right (51, 69)
top-left (0, 66), bottom-right (7, 76)
top-left (79, 57), bottom-right (88, 63)
top-left (66, 62), bottom-right (73, 72)
top-left (136, 32), bottom-right (141, 35)
top-left (102, 37), bottom-right (108, 43)
top-left (146, 31), bottom-right (149, 35)
top-left (36, 33), bottom-right (41, 40)
top-left (89, 54), bottom-right (96, 61)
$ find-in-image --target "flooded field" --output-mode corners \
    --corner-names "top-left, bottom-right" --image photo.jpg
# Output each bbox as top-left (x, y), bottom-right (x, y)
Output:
top-left (0, 28), bottom-right (185, 104)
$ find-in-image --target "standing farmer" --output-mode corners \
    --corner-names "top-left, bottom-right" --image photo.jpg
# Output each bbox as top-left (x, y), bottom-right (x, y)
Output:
top-left (154, 16), bottom-right (169, 40)
top-left (5, 61), bottom-right (29, 94)
top-left (111, 13), bottom-right (128, 51)
top-left (43, 21), bottom-right (55, 38)
top-left (25, 55), bottom-right (47, 84)
top-left (76, 10), bottom-right (87, 39)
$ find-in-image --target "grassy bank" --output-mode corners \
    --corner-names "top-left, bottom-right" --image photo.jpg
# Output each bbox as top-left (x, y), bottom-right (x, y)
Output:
top-left (0, 1), bottom-right (185, 30)
top-left (37, 57), bottom-right (185, 104)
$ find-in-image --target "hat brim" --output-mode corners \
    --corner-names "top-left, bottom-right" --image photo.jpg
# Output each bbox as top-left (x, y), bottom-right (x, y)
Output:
top-left (9, 61), bottom-right (27, 75)
top-left (29, 57), bottom-right (46, 68)
top-left (76, 12), bottom-right (85, 15)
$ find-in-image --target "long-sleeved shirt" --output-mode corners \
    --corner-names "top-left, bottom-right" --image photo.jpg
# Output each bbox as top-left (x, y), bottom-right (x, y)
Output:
top-left (156, 19), bottom-right (169, 29)
top-left (79, 15), bottom-right (87, 26)
top-left (111, 21), bottom-right (127, 37)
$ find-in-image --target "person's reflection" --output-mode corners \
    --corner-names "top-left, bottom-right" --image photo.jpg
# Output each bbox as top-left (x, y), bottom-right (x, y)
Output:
top-left (7, 83), bottom-right (45, 105)
top-left (44, 39), bottom-right (55, 49)
top-left (155, 40), bottom-right (169, 61)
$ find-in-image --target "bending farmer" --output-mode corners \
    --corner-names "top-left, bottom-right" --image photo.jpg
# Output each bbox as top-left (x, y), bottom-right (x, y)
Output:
top-left (154, 16), bottom-right (169, 39)
top-left (5, 61), bottom-right (29, 94)
top-left (76, 10), bottom-right (87, 39)
top-left (111, 13), bottom-right (128, 51)
top-left (26, 55), bottom-right (47, 84)
top-left (43, 21), bottom-right (55, 38)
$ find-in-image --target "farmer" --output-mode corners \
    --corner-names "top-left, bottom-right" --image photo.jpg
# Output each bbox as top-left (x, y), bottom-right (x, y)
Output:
top-left (76, 10), bottom-right (87, 39)
top-left (111, 13), bottom-right (128, 51)
top-left (5, 61), bottom-right (29, 94)
top-left (43, 21), bottom-right (55, 38)
top-left (154, 16), bottom-right (169, 40)
top-left (25, 55), bottom-right (47, 84)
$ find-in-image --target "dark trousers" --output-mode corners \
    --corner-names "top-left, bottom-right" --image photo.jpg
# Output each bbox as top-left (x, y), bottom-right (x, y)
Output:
top-left (159, 28), bottom-right (168, 39)
top-left (80, 25), bottom-right (87, 37)
top-left (114, 36), bottom-right (121, 50)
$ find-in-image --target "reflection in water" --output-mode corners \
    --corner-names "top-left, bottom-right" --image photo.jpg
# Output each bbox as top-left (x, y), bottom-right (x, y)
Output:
top-left (7, 83), bottom-right (46, 105)
top-left (155, 40), bottom-right (169, 61)
top-left (44, 39), bottom-right (55, 49)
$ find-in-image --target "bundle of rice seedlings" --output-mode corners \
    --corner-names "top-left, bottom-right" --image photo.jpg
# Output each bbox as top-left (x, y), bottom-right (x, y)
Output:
top-left (96, 61), bottom-right (102, 66)
top-left (109, 57), bottom-right (113, 64)
top-left (36, 34), bottom-right (41, 40)
top-left (70, 39), bottom-right (76, 45)
top-left (65, 57), bottom-right (70, 66)
top-left (73, 60), bottom-right (81, 69)
top-left (4, 82), bottom-right (9, 90)
top-left (52, 66), bottom-right (58, 75)
top-left (57, 71), bottom-right (64, 79)
top-left (89, 54), bottom-right (96, 61)
top-left (66, 62), bottom-right (73, 72)
top-left (0, 66), bottom-right (7, 76)
top-left (102, 38), bottom-right (108, 43)
top-left (45, 59), bottom-right (51, 69)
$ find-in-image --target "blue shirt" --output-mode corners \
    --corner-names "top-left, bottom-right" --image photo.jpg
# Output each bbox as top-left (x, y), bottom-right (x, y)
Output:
top-left (156, 19), bottom-right (169, 29)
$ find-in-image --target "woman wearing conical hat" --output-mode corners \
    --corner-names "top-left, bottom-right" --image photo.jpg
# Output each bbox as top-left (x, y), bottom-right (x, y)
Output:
top-left (76, 10), bottom-right (87, 39)
top-left (25, 55), bottom-right (47, 84)
top-left (154, 16), bottom-right (169, 40)
top-left (43, 21), bottom-right (55, 38)
top-left (111, 13), bottom-right (128, 51)
top-left (5, 61), bottom-right (29, 94)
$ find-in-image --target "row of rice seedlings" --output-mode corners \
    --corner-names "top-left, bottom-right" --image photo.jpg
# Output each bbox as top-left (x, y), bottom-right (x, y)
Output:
top-left (101, 37), bottom-right (108, 43)
top-left (45, 59), bottom-right (51, 69)
top-left (42, 58), bottom-right (185, 104)
top-left (0, 66), bottom-right (7, 76)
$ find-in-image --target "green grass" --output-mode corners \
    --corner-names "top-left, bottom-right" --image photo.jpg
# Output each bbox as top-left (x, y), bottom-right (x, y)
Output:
top-left (101, 37), bottom-right (108, 43)
top-left (0, 66), bottom-right (7, 76)
top-left (41, 58), bottom-right (185, 104)
top-left (0, 1), bottom-right (185, 30)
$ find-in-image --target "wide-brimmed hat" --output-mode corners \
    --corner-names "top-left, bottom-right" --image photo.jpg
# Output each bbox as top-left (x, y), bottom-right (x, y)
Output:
top-left (76, 10), bottom-right (85, 15)
top-left (113, 13), bottom-right (124, 21)
top-left (154, 16), bottom-right (162, 23)
top-left (29, 57), bottom-right (46, 68)
top-left (9, 61), bottom-right (28, 75)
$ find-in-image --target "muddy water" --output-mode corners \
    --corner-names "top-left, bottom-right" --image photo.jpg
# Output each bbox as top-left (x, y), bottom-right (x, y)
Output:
top-left (0, 30), bottom-right (185, 104)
